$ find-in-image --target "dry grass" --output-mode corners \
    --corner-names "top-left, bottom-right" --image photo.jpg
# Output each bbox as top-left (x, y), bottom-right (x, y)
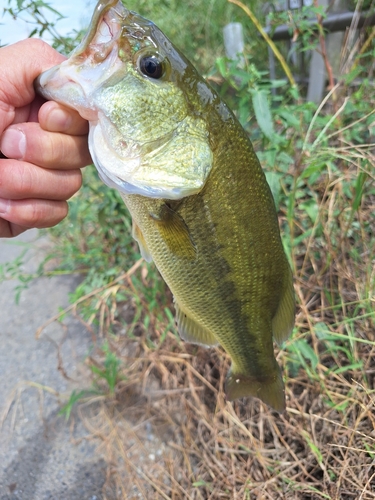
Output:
top-left (76, 316), bottom-right (375, 499)
top-left (20, 12), bottom-right (373, 496)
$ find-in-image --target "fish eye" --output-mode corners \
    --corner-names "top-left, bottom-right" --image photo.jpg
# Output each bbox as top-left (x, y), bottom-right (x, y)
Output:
top-left (138, 55), bottom-right (164, 79)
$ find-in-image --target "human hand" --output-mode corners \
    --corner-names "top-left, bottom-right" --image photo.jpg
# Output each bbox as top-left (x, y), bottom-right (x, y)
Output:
top-left (0, 38), bottom-right (92, 238)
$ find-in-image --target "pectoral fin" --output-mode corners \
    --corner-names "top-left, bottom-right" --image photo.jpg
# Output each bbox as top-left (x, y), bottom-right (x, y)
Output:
top-left (226, 365), bottom-right (285, 412)
top-left (132, 221), bottom-right (152, 262)
top-left (272, 266), bottom-right (295, 345)
top-left (150, 203), bottom-right (196, 260)
top-left (175, 301), bottom-right (218, 346)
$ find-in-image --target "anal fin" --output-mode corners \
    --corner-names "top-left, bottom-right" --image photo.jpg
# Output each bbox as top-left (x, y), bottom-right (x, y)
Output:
top-left (175, 301), bottom-right (218, 347)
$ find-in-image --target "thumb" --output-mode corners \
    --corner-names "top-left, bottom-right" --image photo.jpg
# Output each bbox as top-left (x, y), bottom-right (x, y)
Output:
top-left (0, 38), bottom-right (66, 134)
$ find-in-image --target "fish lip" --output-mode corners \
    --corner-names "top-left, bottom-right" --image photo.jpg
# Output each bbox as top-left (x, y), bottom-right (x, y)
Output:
top-left (35, 0), bottom-right (129, 117)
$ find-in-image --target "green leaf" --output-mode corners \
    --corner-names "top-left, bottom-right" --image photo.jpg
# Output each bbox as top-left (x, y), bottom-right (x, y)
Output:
top-left (344, 66), bottom-right (362, 85)
top-left (250, 89), bottom-right (274, 140)
top-left (300, 161), bottom-right (325, 179)
top-left (352, 172), bottom-right (367, 212)
top-left (59, 389), bottom-right (90, 420)
top-left (302, 431), bottom-right (323, 464)
top-left (278, 110), bottom-right (300, 129)
top-left (292, 339), bottom-right (319, 370)
top-left (265, 171), bottom-right (281, 210)
top-left (215, 57), bottom-right (227, 78)
top-left (193, 480), bottom-right (212, 488)
top-left (300, 199), bottom-right (319, 223)
top-left (314, 322), bottom-right (334, 341)
top-left (333, 362), bottom-right (363, 375)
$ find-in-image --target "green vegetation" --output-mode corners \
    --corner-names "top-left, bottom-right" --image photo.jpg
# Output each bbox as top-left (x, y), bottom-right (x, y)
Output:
top-left (1, 0), bottom-right (375, 498)
top-left (2, 0), bottom-right (262, 69)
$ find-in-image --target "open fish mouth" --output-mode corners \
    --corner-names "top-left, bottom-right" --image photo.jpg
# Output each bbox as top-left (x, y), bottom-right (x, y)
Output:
top-left (72, 0), bottom-right (128, 61)
top-left (35, 1), bottom-right (129, 120)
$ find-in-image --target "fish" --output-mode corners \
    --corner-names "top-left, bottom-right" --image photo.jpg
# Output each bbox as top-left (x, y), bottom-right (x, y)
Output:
top-left (36, 0), bottom-right (295, 412)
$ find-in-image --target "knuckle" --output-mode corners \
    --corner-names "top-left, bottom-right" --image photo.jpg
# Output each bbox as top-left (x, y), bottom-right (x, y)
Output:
top-left (17, 164), bottom-right (34, 197)
top-left (40, 133), bottom-right (59, 166)
top-left (54, 170), bottom-right (82, 200)
top-left (51, 202), bottom-right (69, 225)
top-left (23, 38), bottom-right (48, 52)
top-left (0, 162), bottom-right (12, 193)
top-left (24, 202), bottom-right (44, 227)
top-left (0, 161), bottom-right (33, 198)
top-left (22, 200), bottom-right (68, 228)
top-left (25, 38), bottom-right (63, 69)
top-left (46, 133), bottom-right (72, 168)
top-left (25, 128), bottom-right (59, 168)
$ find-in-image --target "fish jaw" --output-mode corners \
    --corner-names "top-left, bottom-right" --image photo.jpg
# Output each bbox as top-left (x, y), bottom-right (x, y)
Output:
top-left (36, 1), bottom-right (129, 121)
top-left (89, 119), bottom-right (212, 200)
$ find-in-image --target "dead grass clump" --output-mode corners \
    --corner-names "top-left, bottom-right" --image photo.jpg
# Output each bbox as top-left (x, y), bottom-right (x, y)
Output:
top-left (74, 305), bottom-right (375, 500)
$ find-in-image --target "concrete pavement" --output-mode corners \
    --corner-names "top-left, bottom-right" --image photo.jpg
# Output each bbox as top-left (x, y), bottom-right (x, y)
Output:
top-left (0, 230), bottom-right (107, 499)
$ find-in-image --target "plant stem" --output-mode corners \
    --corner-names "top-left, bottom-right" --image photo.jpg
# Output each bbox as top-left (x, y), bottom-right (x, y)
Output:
top-left (313, 0), bottom-right (335, 92)
top-left (228, 0), bottom-right (296, 88)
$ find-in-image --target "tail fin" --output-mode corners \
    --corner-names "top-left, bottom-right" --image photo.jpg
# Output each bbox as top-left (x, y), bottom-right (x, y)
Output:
top-left (225, 366), bottom-right (285, 412)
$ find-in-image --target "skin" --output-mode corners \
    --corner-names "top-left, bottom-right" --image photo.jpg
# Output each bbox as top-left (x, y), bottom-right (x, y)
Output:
top-left (0, 38), bottom-right (92, 238)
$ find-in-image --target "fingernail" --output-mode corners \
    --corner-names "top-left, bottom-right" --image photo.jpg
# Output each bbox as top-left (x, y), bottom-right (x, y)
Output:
top-left (0, 128), bottom-right (26, 160)
top-left (0, 198), bottom-right (9, 215)
top-left (47, 108), bottom-right (73, 132)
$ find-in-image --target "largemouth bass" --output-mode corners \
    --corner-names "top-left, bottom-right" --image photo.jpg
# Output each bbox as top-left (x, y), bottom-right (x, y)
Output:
top-left (36, 0), bottom-right (295, 411)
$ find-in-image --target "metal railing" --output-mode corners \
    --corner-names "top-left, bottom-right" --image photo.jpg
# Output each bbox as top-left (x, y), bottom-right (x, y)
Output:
top-left (265, 10), bottom-right (375, 41)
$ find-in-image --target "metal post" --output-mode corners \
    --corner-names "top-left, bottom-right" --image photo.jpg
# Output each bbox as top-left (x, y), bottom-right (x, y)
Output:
top-left (223, 22), bottom-right (245, 66)
top-left (307, 0), bottom-right (328, 103)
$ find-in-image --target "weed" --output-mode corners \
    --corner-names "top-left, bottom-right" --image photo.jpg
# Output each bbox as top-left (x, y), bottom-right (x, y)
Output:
top-left (59, 389), bottom-right (93, 421)
top-left (90, 342), bottom-right (125, 395)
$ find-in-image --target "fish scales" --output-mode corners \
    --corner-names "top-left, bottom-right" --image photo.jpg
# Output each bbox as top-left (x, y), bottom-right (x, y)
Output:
top-left (36, 0), bottom-right (295, 411)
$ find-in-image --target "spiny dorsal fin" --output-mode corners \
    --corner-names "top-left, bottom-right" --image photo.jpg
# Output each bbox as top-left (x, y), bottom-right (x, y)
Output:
top-left (272, 266), bottom-right (295, 345)
top-left (175, 301), bottom-right (218, 347)
top-left (132, 221), bottom-right (153, 262)
top-left (150, 203), bottom-right (196, 260)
